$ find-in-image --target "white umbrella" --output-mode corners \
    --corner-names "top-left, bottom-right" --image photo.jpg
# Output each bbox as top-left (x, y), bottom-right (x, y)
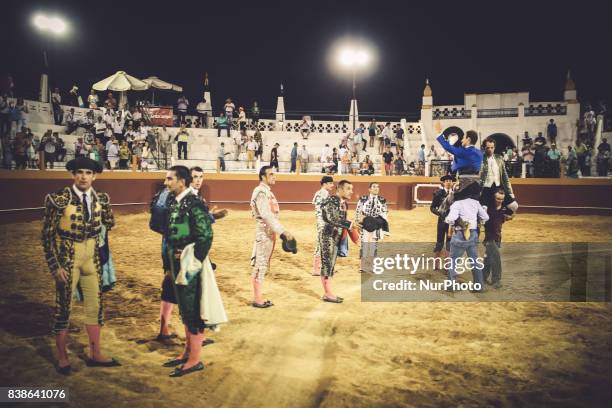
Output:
top-left (92, 71), bottom-right (148, 108)
top-left (143, 76), bottom-right (182, 92)
top-left (92, 71), bottom-right (148, 92)
top-left (143, 76), bottom-right (183, 104)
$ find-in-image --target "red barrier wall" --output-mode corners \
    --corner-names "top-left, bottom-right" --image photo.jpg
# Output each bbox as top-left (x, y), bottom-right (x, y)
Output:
top-left (0, 170), bottom-right (610, 224)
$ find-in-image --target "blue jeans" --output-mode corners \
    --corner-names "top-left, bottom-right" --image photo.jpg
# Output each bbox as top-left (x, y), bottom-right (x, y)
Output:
top-left (218, 157), bottom-right (226, 171)
top-left (448, 230), bottom-right (483, 287)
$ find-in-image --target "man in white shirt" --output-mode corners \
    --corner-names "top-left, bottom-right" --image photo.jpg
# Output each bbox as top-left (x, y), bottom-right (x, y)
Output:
top-left (246, 136), bottom-right (258, 169)
top-left (106, 140), bottom-right (119, 170)
top-left (299, 145), bottom-right (309, 173)
top-left (479, 138), bottom-right (518, 213)
top-left (196, 97), bottom-right (208, 128)
top-left (445, 196), bottom-right (489, 291)
top-left (176, 95), bottom-right (189, 125)
top-left (233, 132), bottom-right (243, 161)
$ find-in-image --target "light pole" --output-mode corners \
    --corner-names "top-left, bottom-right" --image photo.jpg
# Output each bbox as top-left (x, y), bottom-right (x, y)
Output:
top-left (338, 47), bottom-right (370, 132)
top-left (32, 13), bottom-right (69, 102)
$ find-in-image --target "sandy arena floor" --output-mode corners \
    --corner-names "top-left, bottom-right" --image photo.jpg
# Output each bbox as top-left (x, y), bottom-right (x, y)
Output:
top-left (1, 207), bottom-right (612, 407)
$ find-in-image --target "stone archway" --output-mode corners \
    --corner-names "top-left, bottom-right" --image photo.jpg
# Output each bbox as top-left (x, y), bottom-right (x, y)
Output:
top-left (485, 133), bottom-right (515, 155)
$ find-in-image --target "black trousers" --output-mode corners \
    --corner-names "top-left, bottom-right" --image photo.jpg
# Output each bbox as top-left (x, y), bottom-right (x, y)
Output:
top-left (270, 159), bottom-right (279, 171)
top-left (178, 141), bottom-right (188, 159)
top-left (434, 219), bottom-right (450, 252)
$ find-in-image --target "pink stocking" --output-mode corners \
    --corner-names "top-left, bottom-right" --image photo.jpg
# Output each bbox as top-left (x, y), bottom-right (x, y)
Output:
top-left (159, 301), bottom-right (174, 335)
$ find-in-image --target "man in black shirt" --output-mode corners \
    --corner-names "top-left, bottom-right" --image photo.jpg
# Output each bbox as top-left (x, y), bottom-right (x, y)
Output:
top-left (382, 146), bottom-right (394, 176)
top-left (430, 175), bottom-right (455, 265)
top-left (270, 143), bottom-right (279, 171)
top-left (483, 188), bottom-right (513, 289)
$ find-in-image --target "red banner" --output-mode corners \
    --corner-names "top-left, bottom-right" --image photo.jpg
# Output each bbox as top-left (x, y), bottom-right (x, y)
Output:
top-left (146, 106), bottom-right (174, 126)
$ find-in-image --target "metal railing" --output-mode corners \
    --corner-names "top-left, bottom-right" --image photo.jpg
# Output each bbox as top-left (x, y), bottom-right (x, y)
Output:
top-left (477, 108), bottom-right (518, 118)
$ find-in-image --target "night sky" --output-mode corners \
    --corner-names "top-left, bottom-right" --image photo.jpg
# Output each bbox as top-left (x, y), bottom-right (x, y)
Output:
top-left (3, 0), bottom-right (610, 118)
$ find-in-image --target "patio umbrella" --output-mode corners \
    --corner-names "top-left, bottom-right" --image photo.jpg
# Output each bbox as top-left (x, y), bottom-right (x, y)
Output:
top-left (92, 71), bottom-right (149, 108)
top-left (143, 76), bottom-right (183, 104)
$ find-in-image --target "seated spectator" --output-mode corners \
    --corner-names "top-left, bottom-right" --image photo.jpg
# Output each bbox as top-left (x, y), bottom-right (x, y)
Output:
top-left (74, 137), bottom-right (86, 159)
top-left (141, 141), bottom-right (152, 171)
top-left (12, 133), bottom-right (27, 169)
top-left (41, 131), bottom-right (57, 169)
top-left (359, 155), bottom-right (375, 175)
top-left (107, 139), bottom-right (119, 169)
top-left (65, 108), bottom-right (79, 134)
top-left (132, 141), bottom-right (143, 168)
top-left (300, 116), bottom-right (312, 139)
top-left (55, 133), bottom-right (66, 162)
top-left (394, 155), bottom-right (407, 175)
top-left (105, 92), bottom-right (117, 110)
top-left (350, 153), bottom-right (360, 175)
top-left (340, 148), bottom-right (351, 174)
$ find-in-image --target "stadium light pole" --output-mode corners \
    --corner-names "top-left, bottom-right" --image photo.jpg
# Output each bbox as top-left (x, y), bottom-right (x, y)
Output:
top-left (32, 13), bottom-right (69, 102)
top-left (338, 47), bottom-right (370, 131)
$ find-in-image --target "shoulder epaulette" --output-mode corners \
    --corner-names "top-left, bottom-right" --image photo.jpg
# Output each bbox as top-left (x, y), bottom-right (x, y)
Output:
top-left (96, 191), bottom-right (111, 205)
top-left (46, 187), bottom-right (72, 209)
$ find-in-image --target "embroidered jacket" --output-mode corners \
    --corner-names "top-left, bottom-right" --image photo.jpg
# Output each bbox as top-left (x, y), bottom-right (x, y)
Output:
top-left (250, 182), bottom-right (285, 235)
top-left (42, 186), bottom-right (114, 276)
top-left (312, 188), bottom-right (330, 228)
top-left (321, 195), bottom-right (352, 239)
top-left (165, 192), bottom-right (213, 262)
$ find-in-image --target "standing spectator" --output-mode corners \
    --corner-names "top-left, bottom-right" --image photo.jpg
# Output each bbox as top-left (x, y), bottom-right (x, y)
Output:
top-left (300, 116), bottom-right (312, 139)
top-left (340, 148), bottom-right (351, 174)
top-left (246, 136), bottom-right (258, 169)
top-left (290, 142), bottom-right (298, 173)
top-left (131, 142), bottom-right (142, 169)
top-left (546, 119), bottom-right (557, 145)
top-left (427, 145), bottom-right (439, 167)
top-left (547, 143), bottom-right (561, 178)
top-left (418, 144), bottom-right (426, 169)
top-left (320, 143), bottom-right (332, 172)
top-left (254, 129), bottom-right (263, 159)
top-left (14, 98), bottom-right (28, 132)
top-left (395, 125), bottom-right (404, 155)
top-left (251, 101), bottom-right (260, 126)
top-left (521, 145), bottom-right (535, 177)
top-left (238, 107), bottom-right (247, 132)
top-left (1, 135), bottom-right (12, 168)
top-left (482, 188), bottom-right (513, 289)
top-left (299, 144), bottom-right (309, 173)
top-left (0, 95), bottom-right (10, 136)
top-left (12, 133), bottom-right (27, 169)
top-left (141, 141), bottom-right (152, 170)
top-left (196, 97), bottom-right (208, 128)
top-left (382, 146), bottom-right (394, 176)
top-left (270, 142), bottom-right (279, 171)
top-left (533, 138), bottom-right (547, 177)
top-left (368, 119), bottom-right (377, 148)
top-left (42, 132), bottom-right (57, 168)
top-left (355, 123), bottom-right (365, 151)
top-left (26, 135), bottom-right (37, 168)
top-left (379, 122), bottom-right (391, 155)
top-left (51, 88), bottom-right (63, 125)
top-left (93, 116), bottom-right (107, 144)
top-left (176, 95), bottom-right (189, 125)
top-left (105, 92), bottom-right (117, 110)
top-left (112, 113), bottom-right (124, 142)
top-left (217, 112), bottom-right (230, 137)
top-left (574, 139), bottom-right (588, 175)
top-left (522, 131), bottom-right (533, 147)
top-left (107, 140), bottom-right (119, 169)
top-left (174, 124), bottom-right (189, 160)
top-left (87, 89), bottom-right (99, 109)
top-left (224, 98), bottom-right (236, 126)
top-left (596, 138), bottom-right (610, 176)
top-left (118, 141), bottom-right (130, 169)
top-left (233, 131), bottom-right (243, 161)
top-left (217, 142), bottom-right (229, 171)
top-left (69, 85), bottom-right (81, 107)
top-left (566, 146), bottom-right (578, 178)
top-left (584, 104), bottom-right (596, 141)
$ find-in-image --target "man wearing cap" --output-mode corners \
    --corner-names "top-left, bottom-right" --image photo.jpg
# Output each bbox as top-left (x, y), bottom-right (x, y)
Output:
top-left (479, 138), bottom-right (518, 214)
top-left (319, 180), bottom-right (360, 303)
top-left (250, 166), bottom-right (295, 308)
top-left (430, 175), bottom-right (455, 265)
top-left (355, 182), bottom-right (388, 273)
top-left (312, 176), bottom-right (335, 276)
top-left (42, 157), bottom-right (120, 375)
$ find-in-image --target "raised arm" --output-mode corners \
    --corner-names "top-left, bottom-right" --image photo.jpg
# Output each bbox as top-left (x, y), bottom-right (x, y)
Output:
top-left (436, 134), bottom-right (461, 156)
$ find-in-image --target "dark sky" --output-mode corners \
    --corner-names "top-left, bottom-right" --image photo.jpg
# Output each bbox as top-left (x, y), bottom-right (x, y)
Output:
top-left (3, 0), bottom-right (610, 118)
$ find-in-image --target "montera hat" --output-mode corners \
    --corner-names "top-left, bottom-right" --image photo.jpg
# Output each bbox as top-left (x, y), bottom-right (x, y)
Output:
top-left (66, 157), bottom-right (104, 173)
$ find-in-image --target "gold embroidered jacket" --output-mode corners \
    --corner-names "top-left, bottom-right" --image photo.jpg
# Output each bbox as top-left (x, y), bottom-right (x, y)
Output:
top-left (41, 187), bottom-right (114, 275)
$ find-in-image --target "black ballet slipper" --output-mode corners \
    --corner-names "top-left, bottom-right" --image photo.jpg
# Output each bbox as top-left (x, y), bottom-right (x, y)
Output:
top-left (56, 364), bottom-right (71, 376)
top-left (322, 296), bottom-right (343, 303)
top-left (252, 300), bottom-right (273, 308)
top-left (163, 357), bottom-right (188, 368)
top-left (156, 333), bottom-right (178, 341)
top-left (85, 357), bottom-right (121, 367)
top-left (169, 362), bottom-right (205, 377)
top-left (202, 338), bottom-right (215, 346)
